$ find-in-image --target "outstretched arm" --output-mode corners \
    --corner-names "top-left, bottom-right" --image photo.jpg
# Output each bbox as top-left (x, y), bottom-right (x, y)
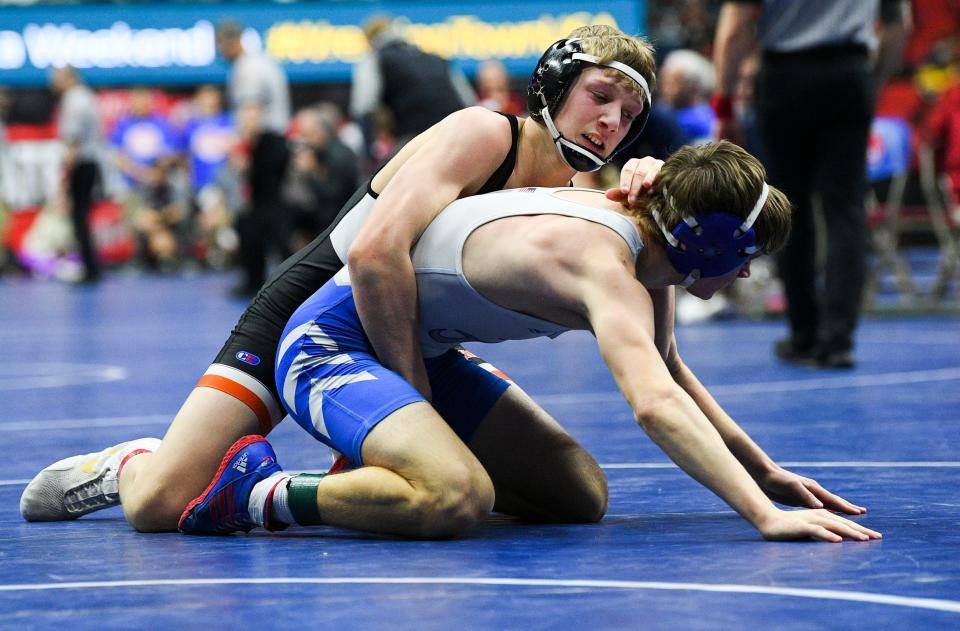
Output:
top-left (666, 345), bottom-right (867, 515)
top-left (582, 266), bottom-right (878, 541)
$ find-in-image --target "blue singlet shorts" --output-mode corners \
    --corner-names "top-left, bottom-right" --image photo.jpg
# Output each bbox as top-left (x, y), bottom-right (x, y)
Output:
top-left (275, 276), bottom-right (511, 466)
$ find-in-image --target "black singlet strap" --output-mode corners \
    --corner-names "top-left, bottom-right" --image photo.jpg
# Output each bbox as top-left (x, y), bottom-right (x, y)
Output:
top-left (475, 112), bottom-right (520, 194)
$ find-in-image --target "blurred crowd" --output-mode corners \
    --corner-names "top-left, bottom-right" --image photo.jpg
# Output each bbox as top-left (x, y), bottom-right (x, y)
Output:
top-left (0, 78), bottom-right (369, 285)
top-left (1, 1), bottom-right (959, 310)
top-left (0, 15), bottom-right (535, 290)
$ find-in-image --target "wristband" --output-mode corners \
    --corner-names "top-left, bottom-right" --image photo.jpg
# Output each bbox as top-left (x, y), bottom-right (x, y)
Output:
top-left (710, 94), bottom-right (734, 121)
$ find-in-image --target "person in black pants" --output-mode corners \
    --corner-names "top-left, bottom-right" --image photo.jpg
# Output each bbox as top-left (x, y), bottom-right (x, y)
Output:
top-left (233, 103), bottom-right (291, 296)
top-left (712, 0), bottom-right (910, 368)
top-left (51, 67), bottom-right (105, 284)
top-left (67, 160), bottom-right (100, 282)
top-left (216, 21), bottom-right (292, 296)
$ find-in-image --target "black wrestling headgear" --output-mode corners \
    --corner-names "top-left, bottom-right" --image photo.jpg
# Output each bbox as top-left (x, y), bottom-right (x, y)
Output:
top-left (527, 38), bottom-right (652, 172)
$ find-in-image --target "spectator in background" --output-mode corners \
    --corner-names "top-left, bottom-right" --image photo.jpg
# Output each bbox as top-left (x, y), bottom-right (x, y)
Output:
top-left (926, 82), bottom-right (960, 206)
top-left (110, 87), bottom-right (184, 272)
top-left (282, 106), bottom-right (360, 252)
top-left (658, 49), bottom-right (717, 146)
top-left (111, 88), bottom-right (180, 192)
top-left (180, 85), bottom-right (235, 205)
top-left (350, 15), bottom-right (475, 151)
top-left (180, 85), bottom-right (237, 267)
top-left (712, 0), bottom-right (910, 369)
top-left (216, 20), bottom-right (292, 295)
top-left (50, 66), bottom-right (104, 284)
top-left (195, 137), bottom-right (247, 270)
top-left (314, 101), bottom-right (365, 160)
top-left (476, 60), bottom-right (526, 116)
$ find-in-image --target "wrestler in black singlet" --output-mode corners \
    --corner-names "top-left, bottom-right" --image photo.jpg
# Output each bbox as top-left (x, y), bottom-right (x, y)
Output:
top-left (209, 113), bottom-right (522, 413)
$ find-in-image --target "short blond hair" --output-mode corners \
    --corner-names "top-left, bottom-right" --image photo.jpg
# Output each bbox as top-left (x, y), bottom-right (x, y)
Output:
top-left (568, 25), bottom-right (657, 98)
top-left (635, 141), bottom-right (792, 255)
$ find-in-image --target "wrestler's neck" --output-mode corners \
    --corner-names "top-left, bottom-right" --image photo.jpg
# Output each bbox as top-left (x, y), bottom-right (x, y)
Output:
top-left (634, 233), bottom-right (684, 288)
top-left (514, 118), bottom-right (578, 185)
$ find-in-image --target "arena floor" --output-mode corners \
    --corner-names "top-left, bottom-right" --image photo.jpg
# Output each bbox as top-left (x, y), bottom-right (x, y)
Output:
top-left (2, 273), bottom-right (958, 629)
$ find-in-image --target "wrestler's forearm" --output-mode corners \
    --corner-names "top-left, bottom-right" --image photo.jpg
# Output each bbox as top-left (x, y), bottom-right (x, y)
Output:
top-left (635, 389), bottom-right (778, 530)
top-left (591, 287), bottom-right (779, 529)
top-left (671, 360), bottom-right (776, 478)
top-left (351, 253), bottom-right (430, 395)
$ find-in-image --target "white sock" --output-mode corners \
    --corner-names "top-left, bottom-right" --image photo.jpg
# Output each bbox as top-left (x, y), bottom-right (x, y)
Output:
top-left (270, 478), bottom-right (295, 526)
top-left (106, 438), bottom-right (162, 495)
top-left (248, 473), bottom-right (291, 527)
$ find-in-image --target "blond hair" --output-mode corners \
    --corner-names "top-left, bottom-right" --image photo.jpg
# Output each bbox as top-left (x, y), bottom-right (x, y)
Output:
top-left (634, 141), bottom-right (792, 254)
top-left (568, 25), bottom-right (657, 98)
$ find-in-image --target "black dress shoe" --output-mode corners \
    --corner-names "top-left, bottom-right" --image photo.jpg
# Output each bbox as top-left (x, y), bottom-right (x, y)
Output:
top-left (773, 338), bottom-right (818, 366)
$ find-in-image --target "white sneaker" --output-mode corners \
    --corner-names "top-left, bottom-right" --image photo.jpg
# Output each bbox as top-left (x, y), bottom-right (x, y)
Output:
top-left (20, 438), bottom-right (161, 521)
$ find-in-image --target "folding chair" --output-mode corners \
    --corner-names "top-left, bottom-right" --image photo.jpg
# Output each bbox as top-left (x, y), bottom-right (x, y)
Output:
top-left (918, 143), bottom-right (960, 302)
top-left (865, 115), bottom-right (918, 305)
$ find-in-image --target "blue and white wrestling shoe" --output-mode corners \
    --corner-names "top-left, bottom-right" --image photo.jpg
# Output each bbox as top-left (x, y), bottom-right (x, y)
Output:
top-left (178, 435), bottom-right (286, 535)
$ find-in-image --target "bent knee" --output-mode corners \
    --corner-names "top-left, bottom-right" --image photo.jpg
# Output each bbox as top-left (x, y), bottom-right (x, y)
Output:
top-left (550, 458), bottom-right (609, 523)
top-left (410, 467), bottom-right (495, 538)
top-left (572, 461), bottom-right (608, 523)
top-left (121, 475), bottom-right (198, 532)
top-left (572, 483), bottom-right (608, 523)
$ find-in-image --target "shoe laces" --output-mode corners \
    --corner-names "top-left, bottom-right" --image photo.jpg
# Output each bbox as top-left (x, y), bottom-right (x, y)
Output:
top-left (64, 475), bottom-right (116, 513)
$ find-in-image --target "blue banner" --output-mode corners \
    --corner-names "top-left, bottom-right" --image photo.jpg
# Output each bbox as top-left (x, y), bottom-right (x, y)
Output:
top-left (0, 1), bottom-right (644, 87)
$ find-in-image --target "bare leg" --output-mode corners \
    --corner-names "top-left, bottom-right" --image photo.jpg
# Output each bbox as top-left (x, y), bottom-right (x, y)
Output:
top-left (119, 387), bottom-right (261, 532)
top-left (468, 385), bottom-right (608, 523)
top-left (310, 402), bottom-right (495, 538)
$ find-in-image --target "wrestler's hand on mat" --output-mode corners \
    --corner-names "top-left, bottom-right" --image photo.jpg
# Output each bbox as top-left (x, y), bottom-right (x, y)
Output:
top-left (605, 156), bottom-right (664, 206)
top-left (758, 508), bottom-right (881, 543)
top-left (758, 465), bottom-right (867, 515)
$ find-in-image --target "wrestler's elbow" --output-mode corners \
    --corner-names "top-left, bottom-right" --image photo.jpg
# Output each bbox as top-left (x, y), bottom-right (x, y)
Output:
top-left (347, 239), bottom-right (401, 285)
top-left (632, 385), bottom-right (687, 434)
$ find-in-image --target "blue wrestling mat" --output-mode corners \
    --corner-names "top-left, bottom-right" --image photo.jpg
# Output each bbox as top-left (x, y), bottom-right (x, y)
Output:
top-left (1, 273), bottom-right (958, 629)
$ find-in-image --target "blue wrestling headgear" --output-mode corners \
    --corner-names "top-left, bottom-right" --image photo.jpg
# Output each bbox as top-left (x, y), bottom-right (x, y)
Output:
top-left (527, 38), bottom-right (652, 173)
top-left (652, 182), bottom-right (770, 288)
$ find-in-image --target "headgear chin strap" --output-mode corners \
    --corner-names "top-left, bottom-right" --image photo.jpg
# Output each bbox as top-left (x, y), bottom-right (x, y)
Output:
top-left (653, 182), bottom-right (769, 288)
top-left (540, 104), bottom-right (607, 172)
top-left (528, 40), bottom-right (652, 172)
